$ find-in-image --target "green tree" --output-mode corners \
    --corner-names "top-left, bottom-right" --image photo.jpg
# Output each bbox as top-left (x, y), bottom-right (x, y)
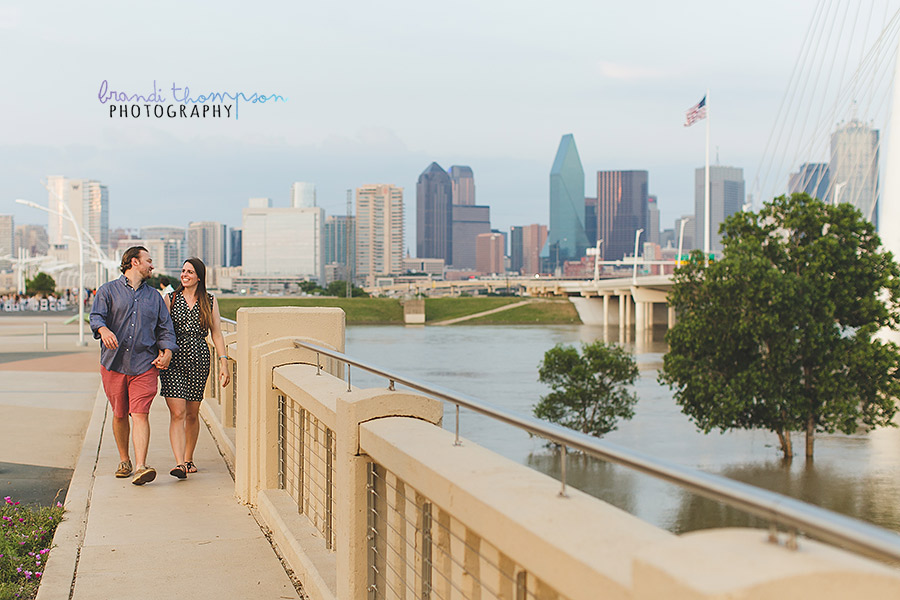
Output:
top-left (25, 272), bottom-right (56, 296)
top-left (534, 341), bottom-right (639, 437)
top-left (324, 280), bottom-right (370, 297)
top-left (659, 193), bottom-right (900, 459)
top-left (299, 280), bottom-right (324, 295)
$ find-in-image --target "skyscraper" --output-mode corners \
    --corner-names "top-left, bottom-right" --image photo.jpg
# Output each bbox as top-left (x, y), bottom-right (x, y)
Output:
top-left (46, 176), bottom-right (109, 270)
top-left (15, 225), bottom-right (48, 257)
top-left (451, 205), bottom-right (490, 269)
top-left (449, 166), bottom-right (475, 206)
top-left (475, 233), bottom-right (504, 274)
top-left (597, 170), bottom-right (649, 261)
top-left (647, 195), bottom-right (660, 246)
top-left (789, 163), bottom-right (830, 202)
top-left (694, 166), bottom-right (745, 255)
top-left (543, 134), bottom-right (589, 271)
top-left (416, 163), bottom-right (453, 260)
top-left (0, 215), bottom-right (13, 270)
top-left (290, 182), bottom-right (317, 208)
top-left (324, 215), bottom-right (355, 282)
top-left (357, 184), bottom-right (404, 285)
top-left (241, 203), bottom-right (324, 282)
top-left (511, 224), bottom-right (548, 276)
top-left (141, 226), bottom-right (186, 269)
top-left (230, 228), bottom-right (242, 267)
top-left (830, 121), bottom-right (879, 225)
top-left (584, 197), bottom-right (598, 246)
top-left (188, 221), bottom-right (227, 268)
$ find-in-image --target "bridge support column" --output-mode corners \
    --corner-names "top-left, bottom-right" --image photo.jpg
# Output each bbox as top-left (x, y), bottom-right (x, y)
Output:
top-left (603, 294), bottom-right (609, 328)
top-left (618, 293), bottom-right (626, 333)
top-left (635, 301), bottom-right (646, 333)
top-left (668, 306), bottom-right (676, 328)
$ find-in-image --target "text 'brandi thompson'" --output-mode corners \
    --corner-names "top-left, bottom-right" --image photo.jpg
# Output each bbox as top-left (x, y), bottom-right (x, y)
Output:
top-left (97, 80), bottom-right (287, 120)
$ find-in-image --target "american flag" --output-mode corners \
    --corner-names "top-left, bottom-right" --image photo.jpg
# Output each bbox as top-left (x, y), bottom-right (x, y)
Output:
top-left (684, 95), bottom-right (707, 127)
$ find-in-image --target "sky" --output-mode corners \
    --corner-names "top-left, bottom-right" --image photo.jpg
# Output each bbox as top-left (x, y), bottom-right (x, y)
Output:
top-left (1, 1), bottom-right (824, 254)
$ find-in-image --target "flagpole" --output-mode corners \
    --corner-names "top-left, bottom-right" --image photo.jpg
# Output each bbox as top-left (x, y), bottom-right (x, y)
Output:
top-left (704, 88), bottom-right (710, 265)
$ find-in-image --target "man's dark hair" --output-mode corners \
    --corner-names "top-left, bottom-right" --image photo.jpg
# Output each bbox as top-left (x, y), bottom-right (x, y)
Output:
top-left (120, 246), bottom-right (148, 274)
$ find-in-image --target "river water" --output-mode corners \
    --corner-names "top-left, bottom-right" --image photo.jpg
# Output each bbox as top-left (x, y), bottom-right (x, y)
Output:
top-left (345, 324), bottom-right (900, 535)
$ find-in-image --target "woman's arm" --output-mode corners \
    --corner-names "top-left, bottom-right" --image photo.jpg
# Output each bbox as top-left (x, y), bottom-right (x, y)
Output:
top-left (210, 296), bottom-right (231, 386)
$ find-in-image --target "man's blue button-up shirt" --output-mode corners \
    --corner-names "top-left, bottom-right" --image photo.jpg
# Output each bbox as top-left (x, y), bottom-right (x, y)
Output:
top-left (89, 275), bottom-right (177, 376)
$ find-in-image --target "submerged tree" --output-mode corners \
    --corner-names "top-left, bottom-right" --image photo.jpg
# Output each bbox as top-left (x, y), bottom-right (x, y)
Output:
top-left (534, 341), bottom-right (638, 437)
top-left (659, 193), bottom-right (900, 459)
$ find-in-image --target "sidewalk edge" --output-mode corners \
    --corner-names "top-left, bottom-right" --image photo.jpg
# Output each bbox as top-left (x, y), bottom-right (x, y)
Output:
top-left (35, 385), bottom-right (107, 600)
top-left (200, 402), bottom-right (235, 477)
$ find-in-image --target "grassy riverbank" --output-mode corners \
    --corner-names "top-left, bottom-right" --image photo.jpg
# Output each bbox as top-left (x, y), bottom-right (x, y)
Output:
top-left (218, 296), bottom-right (581, 325)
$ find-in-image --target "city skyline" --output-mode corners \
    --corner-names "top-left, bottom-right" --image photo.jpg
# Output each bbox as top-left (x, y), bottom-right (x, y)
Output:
top-left (3, 1), bottom-right (831, 254)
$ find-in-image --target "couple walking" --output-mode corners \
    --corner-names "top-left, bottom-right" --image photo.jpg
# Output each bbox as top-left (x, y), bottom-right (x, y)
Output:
top-left (89, 246), bottom-right (230, 485)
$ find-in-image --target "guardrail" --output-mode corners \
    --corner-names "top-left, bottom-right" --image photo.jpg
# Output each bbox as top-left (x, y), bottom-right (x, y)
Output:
top-left (294, 339), bottom-right (900, 565)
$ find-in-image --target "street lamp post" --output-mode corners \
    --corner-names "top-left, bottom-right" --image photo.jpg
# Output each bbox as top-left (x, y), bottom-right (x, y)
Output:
top-left (632, 228), bottom-right (644, 285)
top-left (833, 180), bottom-right (848, 206)
top-left (677, 218), bottom-right (688, 269)
top-left (586, 239), bottom-right (603, 282)
top-left (16, 198), bottom-right (86, 346)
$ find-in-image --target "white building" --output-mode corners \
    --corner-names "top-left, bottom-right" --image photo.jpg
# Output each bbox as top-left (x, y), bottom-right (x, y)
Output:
top-left (141, 226), bottom-right (186, 271)
top-left (290, 182), bottom-right (316, 208)
top-left (46, 176), bottom-right (109, 275)
top-left (0, 215), bottom-right (13, 270)
top-left (242, 200), bottom-right (324, 284)
top-left (830, 120), bottom-right (879, 226)
top-left (356, 184), bottom-right (404, 286)
top-left (115, 238), bottom-right (182, 277)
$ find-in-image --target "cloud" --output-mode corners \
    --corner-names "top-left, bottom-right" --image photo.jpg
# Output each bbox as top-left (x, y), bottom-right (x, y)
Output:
top-left (596, 61), bottom-right (666, 81)
top-left (0, 7), bottom-right (21, 29)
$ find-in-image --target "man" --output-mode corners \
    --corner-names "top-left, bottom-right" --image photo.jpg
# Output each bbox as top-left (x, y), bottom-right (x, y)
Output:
top-left (157, 275), bottom-right (174, 297)
top-left (90, 246), bottom-right (177, 485)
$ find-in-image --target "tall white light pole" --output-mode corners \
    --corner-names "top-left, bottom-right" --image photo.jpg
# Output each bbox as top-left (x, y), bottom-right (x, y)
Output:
top-left (16, 198), bottom-right (86, 346)
top-left (586, 239), bottom-right (603, 282)
top-left (677, 218), bottom-right (688, 268)
top-left (632, 228), bottom-right (644, 285)
top-left (833, 180), bottom-right (848, 206)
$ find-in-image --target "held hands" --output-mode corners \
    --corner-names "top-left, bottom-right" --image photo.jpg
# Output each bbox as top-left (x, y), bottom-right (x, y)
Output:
top-left (152, 349), bottom-right (173, 370)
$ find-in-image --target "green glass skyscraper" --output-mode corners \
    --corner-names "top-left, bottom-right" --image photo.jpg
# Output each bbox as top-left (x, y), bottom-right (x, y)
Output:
top-left (542, 134), bottom-right (589, 271)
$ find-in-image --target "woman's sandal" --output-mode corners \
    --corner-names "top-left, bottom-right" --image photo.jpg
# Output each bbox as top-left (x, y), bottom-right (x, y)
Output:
top-left (169, 464), bottom-right (188, 479)
top-left (185, 461), bottom-right (197, 474)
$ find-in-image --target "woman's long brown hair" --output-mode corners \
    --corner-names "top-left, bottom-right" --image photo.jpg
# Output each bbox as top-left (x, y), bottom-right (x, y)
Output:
top-left (176, 257), bottom-right (213, 330)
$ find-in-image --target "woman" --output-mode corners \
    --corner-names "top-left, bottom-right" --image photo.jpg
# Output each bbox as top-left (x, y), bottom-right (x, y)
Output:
top-left (160, 257), bottom-right (230, 478)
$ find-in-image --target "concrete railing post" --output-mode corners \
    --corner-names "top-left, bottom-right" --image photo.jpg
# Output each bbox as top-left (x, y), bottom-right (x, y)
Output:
top-left (236, 307), bottom-right (346, 504)
top-left (335, 390), bottom-right (442, 600)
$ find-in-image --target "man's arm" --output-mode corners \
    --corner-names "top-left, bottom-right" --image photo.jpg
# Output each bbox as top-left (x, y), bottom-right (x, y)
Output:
top-left (89, 286), bottom-right (119, 349)
top-left (152, 293), bottom-right (178, 369)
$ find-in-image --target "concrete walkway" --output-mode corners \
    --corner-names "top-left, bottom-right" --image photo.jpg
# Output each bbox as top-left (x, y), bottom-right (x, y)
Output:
top-left (4, 317), bottom-right (302, 600)
top-left (431, 299), bottom-right (535, 325)
top-left (0, 315), bottom-right (100, 506)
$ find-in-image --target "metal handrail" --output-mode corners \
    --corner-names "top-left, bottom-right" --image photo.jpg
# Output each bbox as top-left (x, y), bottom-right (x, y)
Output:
top-left (294, 339), bottom-right (900, 564)
top-left (221, 317), bottom-right (237, 325)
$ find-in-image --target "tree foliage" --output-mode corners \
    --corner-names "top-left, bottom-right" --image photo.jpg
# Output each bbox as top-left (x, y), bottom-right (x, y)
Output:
top-left (325, 280), bottom-right (370, 297)
top-left (25, 272), bottom-right (56, 296)
top-left (659, 193), bottom-right (900, 459)
top-left (534, 341), bottom-right (639, 437)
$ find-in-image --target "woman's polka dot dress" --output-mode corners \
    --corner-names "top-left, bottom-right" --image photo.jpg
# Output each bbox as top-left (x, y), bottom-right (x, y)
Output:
top-left (160, 292), bottom-right (212, 402)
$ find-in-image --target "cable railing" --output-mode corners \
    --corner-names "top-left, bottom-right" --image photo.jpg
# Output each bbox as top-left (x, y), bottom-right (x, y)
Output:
top-left (294, 339), bottom-right (900, 565)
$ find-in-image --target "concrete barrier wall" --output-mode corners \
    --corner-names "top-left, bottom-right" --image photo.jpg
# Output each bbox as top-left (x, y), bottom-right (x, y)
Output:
top-left (219, 307), bottom-right (900, 600)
